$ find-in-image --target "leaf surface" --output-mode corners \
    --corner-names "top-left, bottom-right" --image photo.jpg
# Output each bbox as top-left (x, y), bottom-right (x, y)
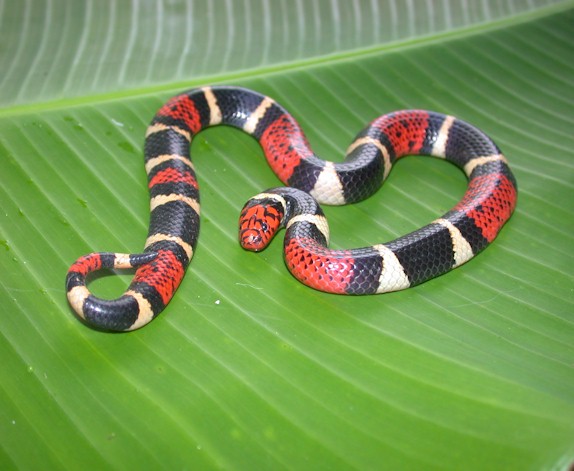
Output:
top-left (1, 1), bottom-right (573, 470)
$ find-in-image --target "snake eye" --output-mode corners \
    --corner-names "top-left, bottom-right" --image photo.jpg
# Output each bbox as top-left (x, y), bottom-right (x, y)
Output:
top-left (260, 222), bottom-right (269, 232)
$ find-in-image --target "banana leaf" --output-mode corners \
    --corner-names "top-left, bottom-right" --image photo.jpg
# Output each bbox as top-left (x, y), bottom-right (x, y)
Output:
top-left (0, 1), bottom-right (573, 469)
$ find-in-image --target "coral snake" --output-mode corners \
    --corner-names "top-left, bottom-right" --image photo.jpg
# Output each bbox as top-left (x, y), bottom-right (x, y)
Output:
top-left (66, 86), bottom-right (517, 331)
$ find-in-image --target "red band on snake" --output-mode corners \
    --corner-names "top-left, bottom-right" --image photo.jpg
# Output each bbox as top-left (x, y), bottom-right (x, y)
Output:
top-left (66, 86), bottom-right (517, 331)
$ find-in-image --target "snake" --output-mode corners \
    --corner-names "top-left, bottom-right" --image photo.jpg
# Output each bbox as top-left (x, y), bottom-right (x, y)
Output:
top-left (66, 86), bottom-right (517, 331)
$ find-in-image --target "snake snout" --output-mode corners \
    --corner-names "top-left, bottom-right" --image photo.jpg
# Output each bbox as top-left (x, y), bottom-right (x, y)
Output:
top-left (240, 229), bottom-right (265, 252)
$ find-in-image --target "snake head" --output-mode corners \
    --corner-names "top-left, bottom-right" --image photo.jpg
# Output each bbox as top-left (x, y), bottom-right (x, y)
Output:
top-left (239, 199), bottom-right (284, 252)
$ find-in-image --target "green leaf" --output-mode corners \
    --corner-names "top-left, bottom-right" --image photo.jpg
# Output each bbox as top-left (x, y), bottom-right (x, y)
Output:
top-left (1, 1), bottom-right (573, 470)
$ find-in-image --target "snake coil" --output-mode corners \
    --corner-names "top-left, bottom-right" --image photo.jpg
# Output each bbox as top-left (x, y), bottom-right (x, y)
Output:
top-left (66, 86), bottom-right (516, 331)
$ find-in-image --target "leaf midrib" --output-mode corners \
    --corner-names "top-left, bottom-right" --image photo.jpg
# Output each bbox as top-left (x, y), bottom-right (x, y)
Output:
top-left (1, 0), bottom-right (571, 119)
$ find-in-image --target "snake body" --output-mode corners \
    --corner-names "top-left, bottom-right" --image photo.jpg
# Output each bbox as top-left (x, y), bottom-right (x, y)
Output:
top-left (66, 86), bottom-right (517, 331)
